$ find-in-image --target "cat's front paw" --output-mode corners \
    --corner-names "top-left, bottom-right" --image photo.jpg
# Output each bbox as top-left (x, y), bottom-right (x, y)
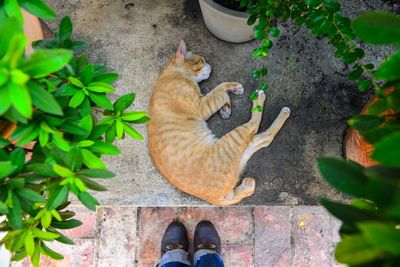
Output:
top-left (220, 104), bottom-right (231, 119)
top-left (232, 83), bottom-right (244, 95)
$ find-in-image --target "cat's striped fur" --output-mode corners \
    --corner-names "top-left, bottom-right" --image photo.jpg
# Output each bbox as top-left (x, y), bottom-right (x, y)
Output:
top-left (148, 41), bottom-right (290, 205)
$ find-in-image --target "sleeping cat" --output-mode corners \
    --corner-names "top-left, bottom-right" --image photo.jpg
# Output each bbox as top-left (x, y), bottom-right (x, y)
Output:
top-left (148, 40), bottom-right (290, 205)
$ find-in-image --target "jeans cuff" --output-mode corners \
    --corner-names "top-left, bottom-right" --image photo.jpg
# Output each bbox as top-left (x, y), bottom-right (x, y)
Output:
top-left (159, 249), bottom-right (191, 266)
top-left (193, 249), bottom-right (221, 266)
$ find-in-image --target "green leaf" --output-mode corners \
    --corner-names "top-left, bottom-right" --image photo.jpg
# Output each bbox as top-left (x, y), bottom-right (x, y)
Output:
top-left (8, 194), bottom-right (23, 229)
top-left (78, 168), bottom-right (115, 178)
top-left (32, 228), bottom-right (60, 241)
top-left (81, 149), bottom-right (106, 169)
top-left (61, 121), bottom-right (88, 136)
top-left (78, 191), bottom-right (99, 211)
top-left (18, 0), bottom-right (56, 19)
top-left (0, 161), bottom-right (17, 180)
top-left (318, 157), bottom-right (369, 198)
top-left (348, 66), bottom-right (364, 81)
top-left (372, 132), bottom-right (400, 167)
top-left (89, 142), bottom-right (120, 155)
top-left (0, 136), bottom-right (10, 147)
top-left (247, 14), bottom-right (257, 25)
top-left (21, 49), bottom-right (73, 78)
top-left (113, 93), bottom-right (135, 112)
top-left (352, 12), bottom-right (400, 45)
top-left (123, 123), bottom-right (144, 140)
top-left (321, 199), bottom-right (378, 227)
top-left (79, 64), bottom-right (95, 85)
top-left (15, 188), bottom-right (45, 203)
top-left (59, 16), bottom-right (73, 41)
top-left (54, 230), bottom-right (74, 244)
top-left (253, 26), bottom-right (265, 39)
top-left (8, 83), bottom-right (32, 118)
top-left (51, 219), bottom-right (82, 229)
top-left (116, 119), bottom-right (124, 139)
top-left (88, 92), bottom-right (113, 110)
top-left (0, 201), bottom-right (8, 214)
top-left (92, 73), bottom-right (119, 84)
top-left (0, 88), bottom-right (11, 115)
top-left (130, 116), bottom-right (150, 124)
top-left (41, 242), bottom-right (64, 260)
top-left (68, 77), bottom-right (84, 88)
top-left (268, 27), bottom-right (280, 37)
top-left (31, 246), bottom-right (41, 267)
top-left (121, 111), bottom-right (147, 122)
top-left (65, 147), bottom-right (82, 171)
top-left (4, 0), bottom-right (23, 25)
top-left (47, 185), bottom-right (69, 211)
top-left (374, 51), bottom-right (400, 82)
top-left (335, 235), bottom-right (384, 265)
top-left (348, 115), bottom-right (384, 132)
top-left (52, 135), bottom-right (71, 152)
top-left (86, 82), bottom-right (115, 93)
top-left (10, 147), bottom-right (25, 172)
top-left (29, 82), bottom-right (63, 116)
top-left (357, 79), bottom-right (372, 92)
top-left (358, 222), bottom-right (400, 255)
top-left (0, 17), bottom-right (22, 57)
top-left (53, 164), bottom-right (74, 177)
top-left (25, 230), bottom-right (35, 256)
top-left (80, 177), bottom-right (107, 191)
top-left (69, 91), bottom-right (85, 108)
top-left (105, 122), bottom-right (116, 143)
top-left (27, 163), bottom-right (57, 176)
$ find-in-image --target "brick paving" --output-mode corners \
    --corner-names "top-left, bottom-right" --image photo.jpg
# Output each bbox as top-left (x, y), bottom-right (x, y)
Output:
top-left (10, 206), bottom-right (343, 267)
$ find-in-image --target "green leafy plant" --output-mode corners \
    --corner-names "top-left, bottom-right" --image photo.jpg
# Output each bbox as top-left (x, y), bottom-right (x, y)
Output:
top-left (0, 4), bottom-right (147, 266)
top-left (238, 0), bottom-right (400, 265)
top-left (317, 12), bottom-right (400, 267)
top-left (241, 0), bottom-right (378, 110)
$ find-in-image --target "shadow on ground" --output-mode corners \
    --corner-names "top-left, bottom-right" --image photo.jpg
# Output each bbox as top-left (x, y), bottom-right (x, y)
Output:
top-left (47, 0), bottom-right (397, 205)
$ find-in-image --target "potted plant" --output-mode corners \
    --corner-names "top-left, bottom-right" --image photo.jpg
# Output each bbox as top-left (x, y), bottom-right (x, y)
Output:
top-left (199, 0), bottom-right (254, 43)
top-left (0, 1), bottom-right (147, 266)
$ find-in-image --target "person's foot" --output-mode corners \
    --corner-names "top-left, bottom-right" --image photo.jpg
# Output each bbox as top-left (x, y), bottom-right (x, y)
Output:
top-left (194, 220), bottom-right (221, 254)
top-left (161, 221), bottom-right (189, 255)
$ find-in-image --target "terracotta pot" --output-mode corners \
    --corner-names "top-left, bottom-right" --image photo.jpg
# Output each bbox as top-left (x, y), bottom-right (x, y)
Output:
top-left (0, 11), bottom-right (44, 139)
top-left (199, 0), bottom-right (254, 43)
top-left (344, 88), bottom-right (395, 167)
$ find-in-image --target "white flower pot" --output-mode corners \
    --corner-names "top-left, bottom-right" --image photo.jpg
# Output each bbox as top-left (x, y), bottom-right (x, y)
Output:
top-left (199, 0), bottom-right (254, 43)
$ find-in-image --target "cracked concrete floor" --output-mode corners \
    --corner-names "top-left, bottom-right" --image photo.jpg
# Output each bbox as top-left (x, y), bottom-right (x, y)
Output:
top-left (46, 0), bottom-right (397, 205)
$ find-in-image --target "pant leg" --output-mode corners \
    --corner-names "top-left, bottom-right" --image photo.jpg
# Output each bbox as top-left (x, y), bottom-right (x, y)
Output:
top-left (193, 249), bottom-right (224, 267)
top-left (159, 249), bottom-right (191, 267)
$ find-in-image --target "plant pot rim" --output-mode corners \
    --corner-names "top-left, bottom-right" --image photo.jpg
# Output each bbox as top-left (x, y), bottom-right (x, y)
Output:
top-left (201, 0), bottom-right (249, 19)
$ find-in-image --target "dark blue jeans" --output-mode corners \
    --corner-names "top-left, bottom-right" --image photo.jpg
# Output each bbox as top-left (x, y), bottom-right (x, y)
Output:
top-left (159, 249), bottom-right (224, 267)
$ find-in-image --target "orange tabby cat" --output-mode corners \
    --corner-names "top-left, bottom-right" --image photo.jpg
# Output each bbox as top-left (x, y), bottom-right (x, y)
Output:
top-left (148, 41), bottom-right (290, 205)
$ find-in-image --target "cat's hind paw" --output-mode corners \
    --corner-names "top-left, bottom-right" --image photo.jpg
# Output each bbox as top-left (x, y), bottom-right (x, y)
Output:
top-left (220, 104), bottom-right (231, 119)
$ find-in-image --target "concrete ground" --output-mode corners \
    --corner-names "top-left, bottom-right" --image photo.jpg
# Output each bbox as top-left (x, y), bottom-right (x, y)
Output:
top-left (46, 0), bottom-right (397, 205)
top-left (8, 205), bottom-right (343, 267)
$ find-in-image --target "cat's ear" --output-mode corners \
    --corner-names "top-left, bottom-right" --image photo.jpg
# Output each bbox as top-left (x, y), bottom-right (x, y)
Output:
top-left (175, 40), bottom-right (187, 60)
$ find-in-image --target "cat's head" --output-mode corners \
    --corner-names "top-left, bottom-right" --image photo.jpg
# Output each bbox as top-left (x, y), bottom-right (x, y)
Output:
top-left (174, 40), bottom-right (212, 83)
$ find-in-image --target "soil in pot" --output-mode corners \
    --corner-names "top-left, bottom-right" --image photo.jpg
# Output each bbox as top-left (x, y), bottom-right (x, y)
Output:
top-left (213, 0), bottom-right (247, 12)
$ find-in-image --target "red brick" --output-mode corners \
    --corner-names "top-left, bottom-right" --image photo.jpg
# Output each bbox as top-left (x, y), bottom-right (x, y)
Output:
top-left (61, 205), bottom-right (97, 238)
top-left (138, 207), bottom-right (177, 267)
top-left (293, 206), bottom-right (334, 267)
top-left (222, 245), bottom-right (254, 267)
top-left (254, 206), bottom-right (291, 267)
top-left (178, 207), bottom-right (253, 245)
top-left (96, 206), bottom-right (137, 267)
